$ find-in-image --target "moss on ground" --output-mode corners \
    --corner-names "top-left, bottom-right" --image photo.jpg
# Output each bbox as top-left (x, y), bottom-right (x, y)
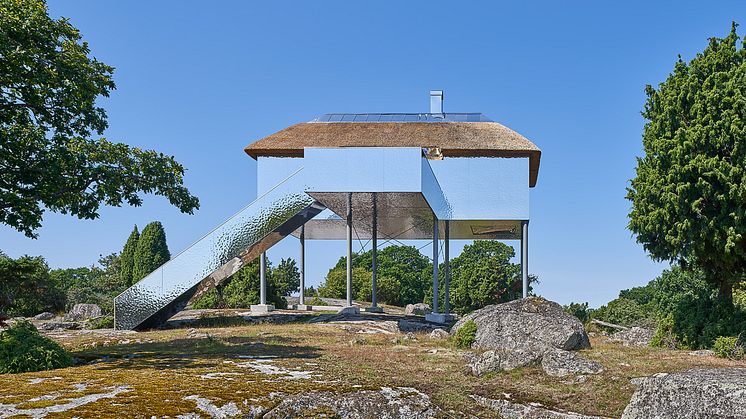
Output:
top-left (1, 316), bottom-right (745, 417)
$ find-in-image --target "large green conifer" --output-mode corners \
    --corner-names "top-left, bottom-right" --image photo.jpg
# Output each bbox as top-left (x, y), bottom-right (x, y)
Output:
top-left (120, 226), bottom-right (139, 286)
top-left (133, 222), bottom-right (170, 282)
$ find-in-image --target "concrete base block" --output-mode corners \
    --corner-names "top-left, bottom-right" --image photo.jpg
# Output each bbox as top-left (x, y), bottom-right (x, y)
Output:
top-left (337, 306), bottom-right (360, 315)
top-left (425, 312), bottom-right (456, 324)
top-left (293, 304), bottom-right (313, 311)
top-left (363, 306), bottom-right (384, 313)
top-left (250, 304), bottom-right (275, 313)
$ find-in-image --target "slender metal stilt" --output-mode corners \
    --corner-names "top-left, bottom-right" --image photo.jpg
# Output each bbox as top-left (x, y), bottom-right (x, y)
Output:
top-left (521, 220), bottom-right (529, 298)
top-left (346, 193), bottom-right (353, 307)
top-left (444, 220), bottom-right (450, 315)
top-left (432, 217), bottom-right (439, 314)
top-left (299, 224), bottom-right (305, 305)
top-left (371, 193), bottom-right (378, 308)
top-left (260, 252), bottom-right (267, 305)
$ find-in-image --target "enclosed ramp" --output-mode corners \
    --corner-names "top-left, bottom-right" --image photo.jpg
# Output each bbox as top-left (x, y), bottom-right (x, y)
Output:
top-left (114, 168), bottom-right (325, 330)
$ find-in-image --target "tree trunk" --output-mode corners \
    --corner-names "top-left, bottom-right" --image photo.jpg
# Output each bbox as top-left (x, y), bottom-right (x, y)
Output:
top-left (719, 281), bottom-right (734, 302)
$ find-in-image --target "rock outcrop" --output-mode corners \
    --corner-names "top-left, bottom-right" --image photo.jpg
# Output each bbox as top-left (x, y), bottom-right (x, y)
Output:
top-left (64, 304), bottom-right (102, 321)
top-left (405, 303), bottom-right (432, 316)
top-left (263, 387), bottom-right (439, 418)
top-left (472, 395), bottom-right (611, 419)
top-left (33, 312), bottom-right (55, 320)
top-left (451, 297), bottom-right (590, 351)
top-left (621, 368), bottom-right (746, 419)
top-left (428, 328), bottom-right (449, 339)
top-left (541, 348), bottom-right (604, 377)
top-left (451, 298), bottom-right (596, 376)
top-left (610, 327), bottom-right (655, 347)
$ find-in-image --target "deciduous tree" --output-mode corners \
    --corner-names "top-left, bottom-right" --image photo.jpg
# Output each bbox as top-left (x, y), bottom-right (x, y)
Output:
top-left (0, 0), bottom-right (198, 238)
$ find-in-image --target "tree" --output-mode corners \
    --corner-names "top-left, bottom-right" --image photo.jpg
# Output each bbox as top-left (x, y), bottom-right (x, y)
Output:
top-left (50, 253), bottom-right (125, 314)
top-left (222, 258), bottom-right (287, 309)
top-left (133, 221), bottom-right (170, 282)
top-left (0, 0), bottom-right (199, 238)
top-left (190, 257), bottom-right (288, 309)
top-left (120, 226), bottom-right (139, 287)
top-left (627, 23), bottom-right (746, 300)
top-left (272, 258), bottom-right (300, 297)
top-left (435, 240), bottom-right (524, 315)
top-left (0, 252), bottom-right (64, 316)
top-left (332, 245), bottom-right (432, 306)
top-left (318, 267), bottom-right (371, 301)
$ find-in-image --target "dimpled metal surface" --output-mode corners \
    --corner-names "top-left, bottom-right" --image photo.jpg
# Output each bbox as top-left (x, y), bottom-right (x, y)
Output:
top-left (114, 169), bottom-right (321, 330)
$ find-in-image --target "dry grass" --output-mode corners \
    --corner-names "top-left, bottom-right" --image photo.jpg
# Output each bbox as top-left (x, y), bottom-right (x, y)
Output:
top-left (2, 316), bottom-right (744, 417)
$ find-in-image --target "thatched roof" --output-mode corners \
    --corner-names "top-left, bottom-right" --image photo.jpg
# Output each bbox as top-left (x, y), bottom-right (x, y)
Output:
top-left (245, 121), bottom-right (541, 186)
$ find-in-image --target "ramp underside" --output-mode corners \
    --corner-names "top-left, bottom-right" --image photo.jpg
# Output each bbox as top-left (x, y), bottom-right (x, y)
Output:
top-left (114, 170), bottom-right (324, 330)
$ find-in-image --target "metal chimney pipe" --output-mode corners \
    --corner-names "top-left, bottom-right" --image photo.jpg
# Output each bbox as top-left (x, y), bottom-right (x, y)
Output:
top-left (430, 90), bottom-right (444, 115)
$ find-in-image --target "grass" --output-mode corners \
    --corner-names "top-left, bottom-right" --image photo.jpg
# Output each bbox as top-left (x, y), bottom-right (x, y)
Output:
top-left (1, 314), bottom-right (745, 417)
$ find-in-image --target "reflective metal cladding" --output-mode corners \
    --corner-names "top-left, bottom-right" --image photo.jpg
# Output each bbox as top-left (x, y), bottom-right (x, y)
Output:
top-left (113, 168), bottom-right (324, 330)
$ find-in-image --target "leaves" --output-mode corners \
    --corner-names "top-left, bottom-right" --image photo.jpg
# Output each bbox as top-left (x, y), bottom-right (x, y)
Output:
top-left (628, 23), bottom-right (746, 296)
top-left (0, 0), bottom-right (198, 237)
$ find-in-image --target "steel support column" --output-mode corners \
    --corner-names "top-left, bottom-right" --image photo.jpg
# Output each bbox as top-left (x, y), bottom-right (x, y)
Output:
top-left (432, 217), bottom-right (439, 314)
top-left (371, 193), bottom-right (378, 308)
top-left (346, 193), bottom-right (353, 307)
top-left (299, 224), bottom-right (305, 305)
top-left (444, 220), bottom-right (450, 315)
top-left (521, 220), bottom-right (529, 298)
top-left (259, 252), bottom-right (267, 305)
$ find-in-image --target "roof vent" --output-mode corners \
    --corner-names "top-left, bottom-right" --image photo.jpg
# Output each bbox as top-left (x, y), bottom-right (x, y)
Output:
top-left (430, 90), bottom-right (444, 117)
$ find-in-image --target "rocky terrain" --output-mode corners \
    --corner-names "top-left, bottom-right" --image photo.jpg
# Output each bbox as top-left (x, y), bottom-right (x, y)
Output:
top-left (1, 300), bottom-right (745, 418)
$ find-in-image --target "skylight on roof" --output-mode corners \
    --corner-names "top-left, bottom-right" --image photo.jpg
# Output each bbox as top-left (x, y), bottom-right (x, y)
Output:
top-left (310, 113), bottom-right (492, 123)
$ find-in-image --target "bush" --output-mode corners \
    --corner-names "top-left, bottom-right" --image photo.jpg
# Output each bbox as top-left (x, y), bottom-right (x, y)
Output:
top-left (191, 288), bottom-right (224, 309)
top-left (85, 315), bottom-right (114, 330)
top-left (318, 267), bottom-right (371, 301)
top-left (713, 336), bottom-right (745, 360)
top-left (0, 253), bottom-right (65, 317)
top-left (430, 241), bottom-right (529, 315)
top-left (306, 296), bottom-right (328, 306)
top-left (564, 302), bottom-right (591, 324)
top-left (190, 259), bottom-right (288, 310)
top-left (327, 245), bottom-right (432, 306)
top-left (593, 297), bottom-right (655, 328)
top-left (0, 321), bottom-right (73, 374)
top-left (453, 319), bottom-right (477, 349)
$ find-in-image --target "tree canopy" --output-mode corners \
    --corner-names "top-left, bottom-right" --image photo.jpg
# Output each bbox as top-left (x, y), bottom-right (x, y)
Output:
top-left (432, 240), bottom-right (526, 315)
top-left (0, 0), bottom-right (199, 238)
top-left (627, 23), bottom-right (746, 299)
top-left (120, 225), bottom-right (139, 287)
top-left (132, 221), bottom-right (170, 282)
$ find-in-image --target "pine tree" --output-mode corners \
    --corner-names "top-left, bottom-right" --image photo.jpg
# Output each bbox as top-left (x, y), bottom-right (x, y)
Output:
top-left (120, 226), bottom-right (139, 286)
top-left (133, 222), bottom-right (171, 282)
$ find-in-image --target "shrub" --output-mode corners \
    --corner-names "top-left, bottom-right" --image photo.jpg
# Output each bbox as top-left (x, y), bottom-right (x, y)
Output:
top-left (318, 267), bottom-right (371, 301)
top-left (191, 288), bottom-right (224, 309)
top-left (85, 315), bottom-right (114, 330)
top-left (0, 253), bottom-right (65, 317)
top-left (0, 321), bottom-right (73, 374)
top-left (453, 319), bottom-right (477, 349)
top-left (564, 302), bottom-right (591, 323)
top-left (307, 296), bottom-right (328, 306)
top-left (593, 297), bottom-right (655, 328)
top-left (713, 336), bottom-right (745, 360)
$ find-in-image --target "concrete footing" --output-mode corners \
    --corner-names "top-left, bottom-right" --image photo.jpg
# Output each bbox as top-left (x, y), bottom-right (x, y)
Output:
top-left (250, 304), bottom-right (275, 313)
top-left (425, 312), bottom-right (456, 324)
top-left (363, 306), bottom-right (384, 313)
top-left (293, 304), bottom-right (313, 311)
top-left (337, 306), bottom-right (360, 315)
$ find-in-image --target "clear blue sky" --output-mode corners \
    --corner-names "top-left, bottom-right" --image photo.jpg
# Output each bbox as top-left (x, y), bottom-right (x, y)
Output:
top-left (2, 1), bottom-right (743, 307)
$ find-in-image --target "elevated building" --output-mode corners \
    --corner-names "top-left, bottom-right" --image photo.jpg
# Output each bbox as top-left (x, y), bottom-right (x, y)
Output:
top-left (114, 91), bottom-right (541, 329)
